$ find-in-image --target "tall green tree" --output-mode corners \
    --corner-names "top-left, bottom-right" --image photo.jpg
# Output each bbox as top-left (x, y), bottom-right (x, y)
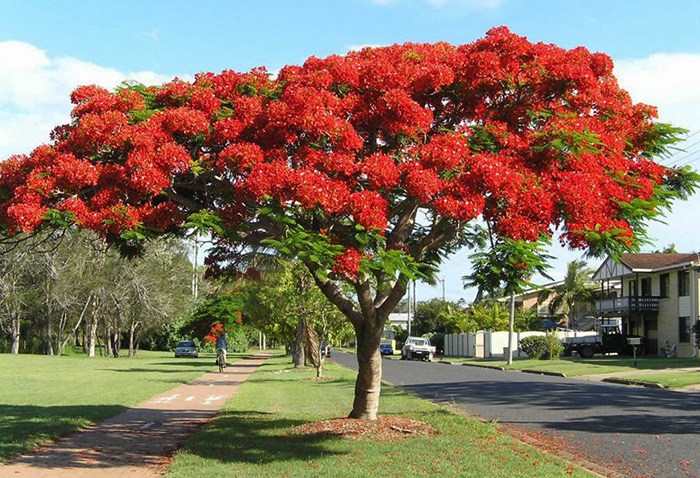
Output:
top-left (0, 239), bottom-right (34, 354)
top-left (412, 298), bottom-right (463, 336)
top-left (539, 260), bottom-right (596, 330)
top-left (245, 261), bottom-right (352, 376)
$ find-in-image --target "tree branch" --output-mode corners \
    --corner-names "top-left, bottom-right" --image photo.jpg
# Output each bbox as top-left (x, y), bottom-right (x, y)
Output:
top-left (386, 199), bottom-right (419, 250)
top-left (303, 261), bottom-right (363, 327)
top-left (414, 218), bottom-right (459, 259)
top-left (163, 187), bottom-right (205, 212)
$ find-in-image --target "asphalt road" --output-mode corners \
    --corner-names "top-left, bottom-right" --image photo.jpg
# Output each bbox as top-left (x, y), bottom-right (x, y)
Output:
top-left (333, 351), bottom-right (700, 478)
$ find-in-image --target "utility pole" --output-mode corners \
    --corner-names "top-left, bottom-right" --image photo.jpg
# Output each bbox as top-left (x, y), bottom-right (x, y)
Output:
top-left (440, 278), bottom-right (446, 301)
top-left (407, 282), bottom-right (412, 336)
top-left (192, 235), bottom-right (199, 299)
top-left (507, 291), bottom-right (515, 366)
top-left (413, 280), bottom-right (417, 317)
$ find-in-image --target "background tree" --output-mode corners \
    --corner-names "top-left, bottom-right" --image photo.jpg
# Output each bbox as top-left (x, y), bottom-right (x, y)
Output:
top-left (1, 28), bottom-right (696, 419)
top-left (412, 298), bottom-right (463, 336)
top-left (0, 239), bottom-right (34, 354)
top-left (0, 231), bottom-right (194, 356)
top-left (514, 306), bottom-right (542, 332)
top-left (184, 291), bottom-right (248, 340)
top-left (463, 301), bottom-right (510, 331)
top-left (244, 261), bottom-right (351, 376)
top-left (539, 260), bottom-right (596, 330)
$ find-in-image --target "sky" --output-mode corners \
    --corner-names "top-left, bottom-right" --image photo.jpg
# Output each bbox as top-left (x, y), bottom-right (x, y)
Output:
top-left (1, 0), bottom-right (700, 303)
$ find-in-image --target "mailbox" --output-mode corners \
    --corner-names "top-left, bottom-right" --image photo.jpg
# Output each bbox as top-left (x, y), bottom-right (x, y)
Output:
top-left (626, 337), bottom-right (642, 345)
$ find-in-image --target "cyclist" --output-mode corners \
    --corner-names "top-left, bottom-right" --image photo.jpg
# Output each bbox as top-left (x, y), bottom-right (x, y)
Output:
top-left (215, 331), bottom-right (228, 369)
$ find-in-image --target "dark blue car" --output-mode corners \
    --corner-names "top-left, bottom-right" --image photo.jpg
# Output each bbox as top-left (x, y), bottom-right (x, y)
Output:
top-left (379, 343), bottom-right (394, 355)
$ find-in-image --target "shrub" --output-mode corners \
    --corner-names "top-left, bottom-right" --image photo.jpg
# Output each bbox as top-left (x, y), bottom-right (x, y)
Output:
top-left (430, 332), bottom-right (445, 355)
top-left (519, 333), bottom-right (563, 360)
top-left (228, 330), bottom-right (249, 353)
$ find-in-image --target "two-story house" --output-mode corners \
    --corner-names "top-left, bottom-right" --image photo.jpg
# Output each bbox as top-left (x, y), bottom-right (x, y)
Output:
top-left (593, 253), bottom-right (700, 357)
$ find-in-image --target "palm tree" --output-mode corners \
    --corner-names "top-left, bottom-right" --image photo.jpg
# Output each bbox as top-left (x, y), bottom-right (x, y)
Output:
top-left (539, 260), bottom-right (596, 330)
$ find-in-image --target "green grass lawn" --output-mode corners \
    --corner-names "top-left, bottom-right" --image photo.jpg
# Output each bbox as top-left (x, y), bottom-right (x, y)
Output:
top-left (443, 355), bottom-right (700, 377)
top-left (165, 356), bottom-right (594, 478)
top-left (0, 350), bottom-right (248, 462)
top-left (620, 370), bottom-right (700, 388)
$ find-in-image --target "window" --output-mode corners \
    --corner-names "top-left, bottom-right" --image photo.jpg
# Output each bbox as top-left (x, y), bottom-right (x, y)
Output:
top-left (628, 279), bottom-right (637, 297)
top-left (660, 273), bottom-right (670, 298)
top-left (679, 316), bottom-right (691, 343)
top-left (641, 277), bottom-right (652, 297)
top-left (678, 270), bottom-right (690, 297)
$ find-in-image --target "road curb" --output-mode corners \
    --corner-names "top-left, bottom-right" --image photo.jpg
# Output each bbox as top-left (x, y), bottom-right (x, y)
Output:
top-left (521, 369), bottom-right (567, 378)
top-left (461, 362), bottom-right (506, 371)
top-left (601, 377), bottom-right (666, 389)
top-left (438, 360), bottom-right (456, 365)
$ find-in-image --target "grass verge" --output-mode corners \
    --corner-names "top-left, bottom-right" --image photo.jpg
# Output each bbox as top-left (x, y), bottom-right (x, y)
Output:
top-left (0, 350), bottom-right (249, 462)
top-left (620, 370), bottom-right (700, 388)
top-left (446, 356), bottom-right (700, 377)
top-left (165, 356), bottom-right (594, 478)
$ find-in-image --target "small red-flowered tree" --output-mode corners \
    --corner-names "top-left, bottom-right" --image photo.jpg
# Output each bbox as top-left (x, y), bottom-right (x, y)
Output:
top-left (1, 28), bottom-right (697, 419)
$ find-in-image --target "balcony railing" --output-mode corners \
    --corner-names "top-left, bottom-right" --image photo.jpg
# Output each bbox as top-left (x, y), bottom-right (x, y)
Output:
top-left (596, 296), bottom-right (660, 315)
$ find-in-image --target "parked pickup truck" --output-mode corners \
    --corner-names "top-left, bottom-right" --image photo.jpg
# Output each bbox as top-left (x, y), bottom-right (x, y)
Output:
top-left (401, 336), bottom-right (436, 362)
top-left (563, 324), bottom-right (645, 358)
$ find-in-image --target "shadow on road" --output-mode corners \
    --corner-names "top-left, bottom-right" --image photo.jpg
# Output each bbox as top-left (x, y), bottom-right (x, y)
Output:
top-left (400, 378), bottom-right (700, 435)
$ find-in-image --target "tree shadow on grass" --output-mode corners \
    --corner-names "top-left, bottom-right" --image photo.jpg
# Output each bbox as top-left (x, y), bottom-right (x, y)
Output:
top-left (179, 410), bottom-right (345, 465)
top-left (0, 404), bottom-right (127, 463)
top-left (1, 405), bottom-right (240, 470)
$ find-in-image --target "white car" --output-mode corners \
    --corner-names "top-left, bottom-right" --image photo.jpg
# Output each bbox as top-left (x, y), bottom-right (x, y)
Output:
top-left (174, 340), bottom-right (199, 358)
top-left (401, 336), bottom-right (436, 362)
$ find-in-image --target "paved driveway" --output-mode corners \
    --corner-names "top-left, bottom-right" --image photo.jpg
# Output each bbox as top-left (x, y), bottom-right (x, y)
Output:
top-left (333, 352), bottom-right (700, 478)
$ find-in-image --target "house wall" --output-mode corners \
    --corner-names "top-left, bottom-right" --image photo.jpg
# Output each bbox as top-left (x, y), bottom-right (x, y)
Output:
top-left (657, 272), bottom-right (680, 354)
top-left (620, 269), bottom-right (698, 358)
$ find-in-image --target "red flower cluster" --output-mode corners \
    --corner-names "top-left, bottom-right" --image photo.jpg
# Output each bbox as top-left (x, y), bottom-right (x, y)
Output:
top-left (332, 247), bottom-right (364, 278)
top-left (0, 27), bottom-right (683, 265)
top-left (203, 322), bottom-right (227, 346)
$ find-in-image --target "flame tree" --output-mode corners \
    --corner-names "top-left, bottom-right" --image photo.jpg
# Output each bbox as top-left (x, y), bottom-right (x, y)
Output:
top-left (1, 28), bottom-right (696, 419)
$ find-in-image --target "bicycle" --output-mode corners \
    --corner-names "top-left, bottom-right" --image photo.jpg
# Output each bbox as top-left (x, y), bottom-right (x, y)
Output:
top-left (216, 348), bottom-right (226, 372)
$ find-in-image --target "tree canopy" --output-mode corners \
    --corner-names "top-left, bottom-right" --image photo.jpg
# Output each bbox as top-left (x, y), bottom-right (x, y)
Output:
top-left (1, 27), bottom-right (696, 419)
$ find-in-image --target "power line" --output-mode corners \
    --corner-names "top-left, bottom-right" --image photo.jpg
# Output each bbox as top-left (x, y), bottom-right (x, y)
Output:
top-left (668, 141), bottom-right (700, 161)
top-left (660, 131), bottom-right (700, 165)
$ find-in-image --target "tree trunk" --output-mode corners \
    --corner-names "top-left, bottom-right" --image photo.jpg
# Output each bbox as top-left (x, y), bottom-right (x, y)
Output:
top-left (45, 313), bottom-right (54, 356)
top-left (56, 313), bottom-right (63, 356)
top-left (81, 323), bottom-right (88, 353)
top-left (104, 324), bottom-right (112, 358)
top-left (302, 318), bottom-right (322, 378)
top-left (87, 316), bottom-right (98, 358)
top-left (349, 320), bottom-right (384, 420)
top-left (60, 294), bottom-right (91, 356)
top-left (128, 321), bottom-right (139, 357)
top-left (113, 329), bottom-right (121, 357)
top-left (293, 316), bottom-right (305, 367)
top-left (10, 315), bottom-right (20, 355)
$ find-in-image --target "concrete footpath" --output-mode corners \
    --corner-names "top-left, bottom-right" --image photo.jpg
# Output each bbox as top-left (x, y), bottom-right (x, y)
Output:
top-left (1, 353), bottom-right (271, 478)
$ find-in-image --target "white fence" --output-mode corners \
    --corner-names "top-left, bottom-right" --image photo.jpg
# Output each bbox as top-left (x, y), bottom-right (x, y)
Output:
top-left (443, 330), bottom-right (598, 358)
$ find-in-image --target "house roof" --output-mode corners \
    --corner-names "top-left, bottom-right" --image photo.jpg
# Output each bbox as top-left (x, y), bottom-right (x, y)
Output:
top-left (593, 252), bottom-right (700, 280)
top-left (618, 253), bottom-right (700, 271)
